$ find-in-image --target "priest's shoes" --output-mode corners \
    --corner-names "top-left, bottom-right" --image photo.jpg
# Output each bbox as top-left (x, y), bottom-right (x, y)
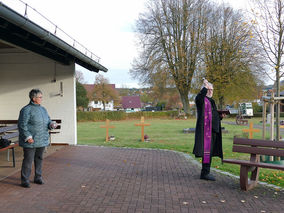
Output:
top-left (200, 174), bottom-right (216, 181)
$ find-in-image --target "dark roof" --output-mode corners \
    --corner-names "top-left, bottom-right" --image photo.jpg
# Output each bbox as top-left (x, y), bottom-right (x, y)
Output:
top-left (83, 84), bottom-right (115, 92)
top-left (122, 96), bottom-right (141, 109)
top-left (0, 2), bottom-right (107, 72)
top-left (83, 84), bottom-right (116, 96)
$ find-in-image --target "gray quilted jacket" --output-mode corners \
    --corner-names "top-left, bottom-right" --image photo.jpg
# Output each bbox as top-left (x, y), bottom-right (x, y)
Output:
top-left (18, 101), bottom-right (52, 148)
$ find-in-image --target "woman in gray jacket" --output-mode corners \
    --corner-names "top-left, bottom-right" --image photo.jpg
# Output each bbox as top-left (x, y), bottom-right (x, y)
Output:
top-left (18, 89), bottom-right (57, 188)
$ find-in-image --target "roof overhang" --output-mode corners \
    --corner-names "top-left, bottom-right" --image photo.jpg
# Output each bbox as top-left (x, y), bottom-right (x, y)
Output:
top-left (0, 2), bottom-right (107, 72)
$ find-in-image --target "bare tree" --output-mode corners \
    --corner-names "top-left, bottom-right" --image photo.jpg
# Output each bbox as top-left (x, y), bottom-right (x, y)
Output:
top-left (90, 74), bottom-right (119, 111)
top-left (131, 0), bottom-right (208, 115)
top-left (202, 4), bottom-right (264, 108)
top-left (250, 0), bottom-right (284, 140)
top-left (75, 70), bottom-right (85, 83)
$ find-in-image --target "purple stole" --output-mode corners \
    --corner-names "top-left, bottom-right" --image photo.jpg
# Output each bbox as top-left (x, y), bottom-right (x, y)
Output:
top-left (203, 97), bottom-right (212, 164)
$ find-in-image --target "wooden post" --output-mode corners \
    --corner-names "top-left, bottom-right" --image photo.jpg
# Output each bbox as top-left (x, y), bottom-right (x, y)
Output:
top-left (270, 92), bottom-right (275, 161)
top-left (135, 116), bottom-right (150, 142)
top-left (270, 92), bottom-right (275, 141)
top-left (262, 101), bottom-right (266, 140)
top-left (100, 119), bottom-right (115, 142)
top-left (262, 100), bottom-right (267, 161)
top-left (242, 122), bottom-right (260, 139)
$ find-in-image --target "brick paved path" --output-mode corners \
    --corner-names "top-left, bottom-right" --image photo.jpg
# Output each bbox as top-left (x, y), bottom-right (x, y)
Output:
top-left (0, 146), bottom-right (283, 213)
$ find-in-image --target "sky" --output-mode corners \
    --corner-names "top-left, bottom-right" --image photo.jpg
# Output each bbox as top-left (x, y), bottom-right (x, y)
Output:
top-left (2, 0), bottom-right (251, 88)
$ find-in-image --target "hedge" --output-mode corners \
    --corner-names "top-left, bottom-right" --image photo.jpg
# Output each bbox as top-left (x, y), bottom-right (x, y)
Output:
top-left (77, 111), bottom-right (179, 122)
top-left (253, 112), bottom-right (284, 117)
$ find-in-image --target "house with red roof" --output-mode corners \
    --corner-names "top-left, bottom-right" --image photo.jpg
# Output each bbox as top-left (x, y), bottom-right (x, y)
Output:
top-left (121, 96), bottom-right (141, 112)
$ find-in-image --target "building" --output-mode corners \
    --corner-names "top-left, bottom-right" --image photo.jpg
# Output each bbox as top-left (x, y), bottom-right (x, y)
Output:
top-left (121, 96), bottom-right (141, 112)
top-left (83, 84), bottom-right (116, 111)
top-left (0, 2), bottom-right (107, 145)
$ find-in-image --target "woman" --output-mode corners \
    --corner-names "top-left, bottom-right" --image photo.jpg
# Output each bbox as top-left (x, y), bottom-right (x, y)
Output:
top-left (18, 89), bottom-right (57, 188)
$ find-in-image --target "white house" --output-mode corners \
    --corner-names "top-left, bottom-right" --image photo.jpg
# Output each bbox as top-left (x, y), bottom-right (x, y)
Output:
top-left (0, 2), bottom-right (107, 145)
top-left (83, 84), bottom-right (116, 111)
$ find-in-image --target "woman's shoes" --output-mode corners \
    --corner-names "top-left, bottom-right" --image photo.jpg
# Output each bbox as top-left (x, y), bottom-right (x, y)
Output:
top-left (21, 182), bottom-right (30, 188)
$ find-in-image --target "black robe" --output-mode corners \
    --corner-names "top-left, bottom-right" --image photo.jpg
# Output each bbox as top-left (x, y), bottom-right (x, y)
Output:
top-left (193, 87), bottom-right (223, 159)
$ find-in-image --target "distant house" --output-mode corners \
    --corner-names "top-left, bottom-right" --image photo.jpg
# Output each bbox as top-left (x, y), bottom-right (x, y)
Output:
top-left (83, 84), bottom-right (115, 111)
top-left (122, 96), bottom-right (141, 112)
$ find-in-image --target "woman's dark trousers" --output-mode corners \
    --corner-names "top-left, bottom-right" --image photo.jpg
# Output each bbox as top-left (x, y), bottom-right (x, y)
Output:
top-left (21, 147), bottom-right (45, 184)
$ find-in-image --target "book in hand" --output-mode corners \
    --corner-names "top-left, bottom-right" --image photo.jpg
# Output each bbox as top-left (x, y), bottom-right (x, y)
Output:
top-left (217, 110), bottom-right (230, 115)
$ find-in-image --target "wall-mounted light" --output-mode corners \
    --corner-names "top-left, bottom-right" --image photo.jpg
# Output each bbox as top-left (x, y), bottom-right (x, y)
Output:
top-left (50, 81), bottom-right (63, 97)
top-left (59, 81), bottom-right (63, 97)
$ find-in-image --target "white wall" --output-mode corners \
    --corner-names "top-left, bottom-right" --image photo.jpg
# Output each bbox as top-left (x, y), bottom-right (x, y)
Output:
top-left (0, 48), bottom-right (77, 145)
top-left (89, 100), bottom-right (114, 111)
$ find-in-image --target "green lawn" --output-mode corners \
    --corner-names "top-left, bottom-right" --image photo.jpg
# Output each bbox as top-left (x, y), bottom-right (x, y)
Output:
top-left (77, 118), bottom-right (284, 188)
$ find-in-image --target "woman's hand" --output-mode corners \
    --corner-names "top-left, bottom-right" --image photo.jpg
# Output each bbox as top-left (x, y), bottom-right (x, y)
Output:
top-left (27, 138), bottom-right (34, 144)
top-left (50, 121), bottom-right (58, 129)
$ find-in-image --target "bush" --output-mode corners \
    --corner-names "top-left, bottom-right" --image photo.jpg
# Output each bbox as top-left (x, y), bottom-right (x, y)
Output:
top-left (77, 111), bottom-right (126, 121)
top-left (77, 111), bottom-right (179, 122)
top-left (252, 102), bottom-right (262, 113)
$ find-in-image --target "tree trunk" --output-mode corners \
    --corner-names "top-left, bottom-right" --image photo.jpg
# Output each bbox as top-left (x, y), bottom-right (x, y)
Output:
top-left (218, 96), bottom-right (225, 110)
top-left (180, 93), bottom-right (189, 116)
top-left (103, 101), bottom-right (106, 111)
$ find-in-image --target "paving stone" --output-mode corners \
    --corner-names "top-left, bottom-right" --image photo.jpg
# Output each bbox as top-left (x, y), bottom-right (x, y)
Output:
top-left (0, 146), bottom-right (283, 212)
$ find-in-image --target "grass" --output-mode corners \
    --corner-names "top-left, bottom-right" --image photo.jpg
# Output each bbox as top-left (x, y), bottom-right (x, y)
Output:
top-left (77, 118), bottom-right (284, 188)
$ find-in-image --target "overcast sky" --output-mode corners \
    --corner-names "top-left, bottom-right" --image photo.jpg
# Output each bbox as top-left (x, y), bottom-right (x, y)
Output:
top-left (2, 0), bottom-right (251, 88)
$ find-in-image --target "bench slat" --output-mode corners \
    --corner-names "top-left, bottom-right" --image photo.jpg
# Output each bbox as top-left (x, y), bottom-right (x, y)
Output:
top-left (233, 145), bottom-right (284, 157)
top-left (0, 120), bottom-right (17, 125)
top-left (223, 159), bottom-right (284, 170)
top-left (234, 137), bottom-right (284, 149)
top-left (0, 143), bottom-right (19, 151)
top-left (1, 132), bottom-right (19, 140)
top-left (52, 119), bottom-right (62, 124)
top-left (0, 125), bottom-right (18, 134)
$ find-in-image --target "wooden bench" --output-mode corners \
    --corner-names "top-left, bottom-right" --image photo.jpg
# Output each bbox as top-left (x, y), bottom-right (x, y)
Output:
top-left (223, 137), bottom-right (284, 191)
top-left (0, 125), bottom-right (19, 167)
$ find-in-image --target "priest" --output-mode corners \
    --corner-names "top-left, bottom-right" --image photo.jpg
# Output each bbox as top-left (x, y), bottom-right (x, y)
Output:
top-left (193, 79), bottom-right (225, 181)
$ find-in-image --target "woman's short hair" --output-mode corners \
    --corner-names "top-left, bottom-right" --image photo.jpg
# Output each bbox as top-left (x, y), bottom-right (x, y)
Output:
top-left (29, 89), bottom-right (42, 100)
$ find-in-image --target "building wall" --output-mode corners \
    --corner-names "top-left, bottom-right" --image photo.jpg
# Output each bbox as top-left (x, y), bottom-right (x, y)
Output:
top-left (89, 100), bottom-right (114, 111)
top-left (0, 48), bottom-right (77, 145)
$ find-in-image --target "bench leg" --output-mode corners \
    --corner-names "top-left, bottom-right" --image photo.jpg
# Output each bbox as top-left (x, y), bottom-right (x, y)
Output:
top-left (7, 149), bottom-right (10, 161)
top-left (12, 147), bottom-right (15, 167)
top-left (250, 166), bottom-right (259, 183)
top-left (240, 165), bottom-right (259, 191)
